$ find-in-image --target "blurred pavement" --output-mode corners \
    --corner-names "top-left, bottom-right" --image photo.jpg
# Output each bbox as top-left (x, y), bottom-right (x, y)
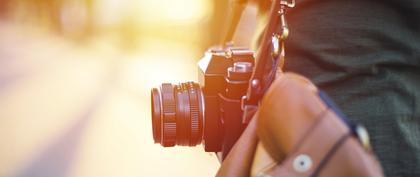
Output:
top-left (0, 21), bottom-right (219, 177)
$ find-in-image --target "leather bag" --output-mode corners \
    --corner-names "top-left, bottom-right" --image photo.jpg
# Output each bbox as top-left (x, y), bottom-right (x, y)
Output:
top-left (216, 72), bottom-right (384, 177)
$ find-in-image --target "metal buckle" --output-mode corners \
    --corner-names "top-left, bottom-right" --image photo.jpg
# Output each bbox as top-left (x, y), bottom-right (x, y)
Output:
top-left (271, 34), bottom-right (280, 57)
top-left (280, 0), bottom-right (296, 8)
top-left (272, 0), bottom-right (293, 58)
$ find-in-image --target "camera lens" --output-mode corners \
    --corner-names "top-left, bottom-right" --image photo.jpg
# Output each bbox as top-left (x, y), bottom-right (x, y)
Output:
top-left (151, 82), bottom-right (204, 147)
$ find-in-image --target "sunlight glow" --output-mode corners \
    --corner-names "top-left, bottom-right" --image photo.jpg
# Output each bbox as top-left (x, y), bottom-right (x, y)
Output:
top-left (137, 0), bottom-right (213, 24)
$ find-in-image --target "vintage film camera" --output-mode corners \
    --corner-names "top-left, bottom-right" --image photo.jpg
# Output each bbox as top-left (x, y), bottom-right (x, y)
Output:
top-left (150, 0), bottom-right (295, 159)
top-left (151, 47), bottom-right (254, 158)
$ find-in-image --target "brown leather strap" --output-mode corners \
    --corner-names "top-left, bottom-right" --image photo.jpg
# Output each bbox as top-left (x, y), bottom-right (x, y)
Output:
top-left (216, 117), bottom-right (259, 177)
top-left (264, 109), bottom-right (351, 177)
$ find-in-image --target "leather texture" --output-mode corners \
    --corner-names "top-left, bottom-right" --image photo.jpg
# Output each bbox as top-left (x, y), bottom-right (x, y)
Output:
top-left (216, 73), bottom-right (384, 177)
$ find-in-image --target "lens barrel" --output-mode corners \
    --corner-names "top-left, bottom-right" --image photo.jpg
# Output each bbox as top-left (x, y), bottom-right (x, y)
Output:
top-left (151, 82), bottom-right (204, 147)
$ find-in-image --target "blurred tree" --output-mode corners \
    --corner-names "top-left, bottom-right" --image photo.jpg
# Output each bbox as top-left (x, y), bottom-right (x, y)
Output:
top-left (13, 0), bottom-right (96, 39)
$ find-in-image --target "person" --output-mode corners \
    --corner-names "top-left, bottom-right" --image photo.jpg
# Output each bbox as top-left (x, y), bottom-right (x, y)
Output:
top-left (253, 0), bottom-right (420, 177)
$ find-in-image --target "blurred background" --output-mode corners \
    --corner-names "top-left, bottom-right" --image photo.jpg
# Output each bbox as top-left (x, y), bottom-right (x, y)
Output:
top-left (0, 0), bottom-right (255, 177)
top-left (0, 0), bottom-right (256, 177)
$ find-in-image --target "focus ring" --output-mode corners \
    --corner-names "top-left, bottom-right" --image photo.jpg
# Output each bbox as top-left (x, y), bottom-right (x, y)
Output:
top-left (161, 83), bottom-right (176, 147)
top-left (175, 84), bottom-right (190, 146)
top-left (188, 82), bottom-right (201, 145)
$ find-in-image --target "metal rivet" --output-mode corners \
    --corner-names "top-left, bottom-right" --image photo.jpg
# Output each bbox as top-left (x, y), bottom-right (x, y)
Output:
top-left (355, 125), bottom-right (372, 151)
top-left (251, 79), bottom-right (260, 88)
top-left (271, 35), bottom-right (280, 57)
top-left (293, 154), bottom-right (312, 173)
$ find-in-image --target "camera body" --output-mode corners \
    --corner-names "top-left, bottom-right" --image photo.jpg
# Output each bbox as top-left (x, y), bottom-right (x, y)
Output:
top-left (151, 46), bottom-right (254, 158)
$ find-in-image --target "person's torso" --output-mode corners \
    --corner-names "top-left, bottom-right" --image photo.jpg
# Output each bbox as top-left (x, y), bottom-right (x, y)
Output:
top-left (256, 0), bottom-right (420, 176)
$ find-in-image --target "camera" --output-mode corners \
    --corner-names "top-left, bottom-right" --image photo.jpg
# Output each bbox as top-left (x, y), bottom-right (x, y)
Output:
top-left (151, 46), bottom-right (254, 158)
top-left (150, 0), bottom-right (289, 160)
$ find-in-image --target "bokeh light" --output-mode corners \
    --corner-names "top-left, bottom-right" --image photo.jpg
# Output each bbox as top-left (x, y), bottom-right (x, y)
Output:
top-left (0, 0), bottom-right (230, 177)
top-left (136, 0), bottom-right (213, 23)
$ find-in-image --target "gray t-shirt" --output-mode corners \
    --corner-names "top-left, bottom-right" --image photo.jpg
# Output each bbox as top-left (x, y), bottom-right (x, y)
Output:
top-left (258, 0), bottom-right (420, 176)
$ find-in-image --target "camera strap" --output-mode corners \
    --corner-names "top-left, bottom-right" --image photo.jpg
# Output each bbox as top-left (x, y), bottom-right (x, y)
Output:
top-left (241, 0), bottom-right (295, 121)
